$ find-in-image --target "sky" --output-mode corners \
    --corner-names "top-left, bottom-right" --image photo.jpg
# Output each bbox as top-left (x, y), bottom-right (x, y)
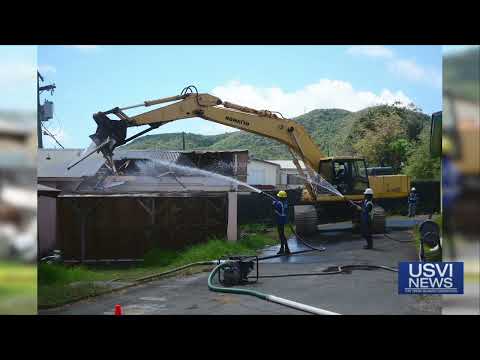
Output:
top-left (6, 45), bottom-right (443, 148)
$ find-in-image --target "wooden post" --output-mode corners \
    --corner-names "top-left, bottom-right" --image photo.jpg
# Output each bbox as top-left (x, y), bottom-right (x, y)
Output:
top-left (72, 199), bottom-right (102, 264)
top-left (227, 192), bottom-right (238, 242)
top-left (80, 212), bottom-right (87, 263)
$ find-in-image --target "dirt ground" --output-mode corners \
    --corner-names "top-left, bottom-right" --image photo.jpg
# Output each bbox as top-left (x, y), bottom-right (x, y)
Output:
top-left (40, 216), bottom-right (442, 315)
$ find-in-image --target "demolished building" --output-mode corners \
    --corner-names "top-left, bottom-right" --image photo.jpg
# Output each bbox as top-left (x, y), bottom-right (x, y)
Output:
top-left (38, 148), bottom-right (249, 262)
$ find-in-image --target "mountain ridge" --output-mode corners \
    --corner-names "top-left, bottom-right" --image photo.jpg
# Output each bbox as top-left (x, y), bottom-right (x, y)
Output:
top-left (121, 105), bottom-right (429, 165)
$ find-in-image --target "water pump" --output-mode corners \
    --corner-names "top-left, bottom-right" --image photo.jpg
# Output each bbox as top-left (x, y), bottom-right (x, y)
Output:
top-left (218, 256), bottom-right (258, 286)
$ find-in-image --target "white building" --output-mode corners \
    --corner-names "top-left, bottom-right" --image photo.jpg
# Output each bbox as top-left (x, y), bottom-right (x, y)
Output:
top-left (267, 160), bottom-right (307, 189)
top-left (247, 159), bottom-right (280, 188)
top-left (247, 158), bottom-right (307, 189)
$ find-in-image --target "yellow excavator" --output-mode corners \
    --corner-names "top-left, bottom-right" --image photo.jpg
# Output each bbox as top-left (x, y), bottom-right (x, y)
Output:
top-left (82, 85), bottom-right (411, 231)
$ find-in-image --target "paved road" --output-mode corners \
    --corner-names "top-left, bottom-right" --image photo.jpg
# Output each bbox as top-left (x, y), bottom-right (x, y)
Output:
top-left (41, 216), bottom-right (442, 315)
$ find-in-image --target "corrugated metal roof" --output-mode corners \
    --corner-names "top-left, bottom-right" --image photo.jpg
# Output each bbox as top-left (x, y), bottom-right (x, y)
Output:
top-left (38, 148), bottom-right (247, 182)
top-left (38, 184), bottom-right (61, 192)
top-left (38, 148), bottom-right (106, 178)
top-left (249, 158), bottom-right (281, 167)
top-left (75, 174), bottom-right (237, 193)
top-left (266, 160), bottom-right (306, 170)
top-left (114, 150), bottom-right (185, 163)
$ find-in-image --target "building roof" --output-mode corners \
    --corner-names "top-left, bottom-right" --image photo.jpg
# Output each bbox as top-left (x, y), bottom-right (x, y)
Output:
top-left (38, 148), bottom-right (250, 195)
top-left (249, 158), bottom-right (281, 167)
top-left (74, 174), bottom-right (239, 194)
top-left (113, 149), bottom-right (185, 163)
top-left (38, 184), bottom-right (61, 192)
top-left (38, 148), bottom-right (106, 178)
top-left (265, 160), bottom-right (306, 170)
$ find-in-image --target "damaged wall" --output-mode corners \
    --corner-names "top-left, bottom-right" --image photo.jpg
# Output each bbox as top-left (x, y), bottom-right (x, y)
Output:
top-left (39, 149), bottom-right (248, 261)
top-left (58, 193), bottom-right (228, 262)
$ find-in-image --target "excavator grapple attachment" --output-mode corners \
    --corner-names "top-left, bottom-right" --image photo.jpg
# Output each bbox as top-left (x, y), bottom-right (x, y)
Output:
top-left (90, 112), bottom-right (128, 154)
top-left (88, 112), bottom-right (129, 173)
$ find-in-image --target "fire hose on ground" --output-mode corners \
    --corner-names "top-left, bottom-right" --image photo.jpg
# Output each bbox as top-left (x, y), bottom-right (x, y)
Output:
top-left (138, 192), bottom-right (438, 315)
top-left (207, 261), bottom-right (340, 315)
top-left (112, 190), bottom-right (424, 315)
top-left (204, 191), bottom-right (401, 315)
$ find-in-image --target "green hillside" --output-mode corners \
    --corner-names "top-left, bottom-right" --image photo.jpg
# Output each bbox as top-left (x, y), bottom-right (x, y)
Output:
top-left (123, 108), bottom-right (350, 158)
top-left (122, 105), bottom-right (437, 179)
top-left (122, 132), bottom-right (229, 151)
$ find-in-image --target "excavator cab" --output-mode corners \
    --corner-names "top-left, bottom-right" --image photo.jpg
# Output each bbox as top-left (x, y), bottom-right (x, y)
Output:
top-left (318, 157), bottom-right (369, 196)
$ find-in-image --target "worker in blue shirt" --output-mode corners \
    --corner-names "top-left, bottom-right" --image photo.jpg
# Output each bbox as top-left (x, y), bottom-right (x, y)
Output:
top-left (407, 187), bottom-right (418, 217)
top-left (272, 190), bottom-right (291, 255)
top-left (350, 188), bottom-right (374, 249)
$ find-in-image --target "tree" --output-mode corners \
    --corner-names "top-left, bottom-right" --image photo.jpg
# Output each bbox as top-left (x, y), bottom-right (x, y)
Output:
top-left (352, 112), bottom-right (408, 170)
top-left (403, 127), bottom-right (440, 180)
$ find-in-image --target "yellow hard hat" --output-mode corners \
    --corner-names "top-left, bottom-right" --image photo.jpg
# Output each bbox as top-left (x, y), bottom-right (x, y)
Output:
top-left (277, 190), bottom-right (288, 198)
top-left (442, 137), bottom-right (454, 155)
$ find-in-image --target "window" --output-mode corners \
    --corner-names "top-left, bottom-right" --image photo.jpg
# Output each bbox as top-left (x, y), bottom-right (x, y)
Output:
top-left (330, 159), bottom-right (369, 195)
top-left (354, 160), bottom-right (368, 180)
top-left (319, 160), bottom-right (333, 182)
top-left (287, 174), bottom-right (303, 185)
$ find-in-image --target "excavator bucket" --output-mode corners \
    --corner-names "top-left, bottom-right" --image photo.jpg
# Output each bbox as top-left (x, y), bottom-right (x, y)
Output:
top-left (89, 112), bottom-right (128, 160)
top-left (66, 112), bottom-right (129, 174)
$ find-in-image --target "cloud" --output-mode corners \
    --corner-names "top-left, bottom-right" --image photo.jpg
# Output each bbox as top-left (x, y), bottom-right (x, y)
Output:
top-left (388, 59), bottom-right (442, 88)
top-left (38, 64), bottom-right (56, 74)
top-left (347, 45), bottom-right (441, 88)
top-left (347, 45), bottom-right (394, 59)
top-left (211, 80), bottom-right (413, 118)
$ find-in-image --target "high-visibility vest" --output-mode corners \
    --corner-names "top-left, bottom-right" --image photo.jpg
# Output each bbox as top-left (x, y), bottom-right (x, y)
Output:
top-left (362, 200), bottom-right (373, 222)
top-left (273, 200), bottom-right (288, 224)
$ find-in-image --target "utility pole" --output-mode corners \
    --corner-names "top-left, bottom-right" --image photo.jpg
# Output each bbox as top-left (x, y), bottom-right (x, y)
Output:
top-left (37, 71), bottom-right (56, 149)
top-left (182, 132), bottom-right (186, 150)
top-left (37, 71), bottom-right (43, 148)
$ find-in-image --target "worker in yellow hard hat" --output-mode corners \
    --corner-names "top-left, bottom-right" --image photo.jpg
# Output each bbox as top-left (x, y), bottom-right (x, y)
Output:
top-left (272, 190), bottom-right (291, 255)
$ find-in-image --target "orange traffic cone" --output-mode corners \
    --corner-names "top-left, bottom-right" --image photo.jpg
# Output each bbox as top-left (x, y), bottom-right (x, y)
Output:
top-left (114, 304), bottom-right (123, 316)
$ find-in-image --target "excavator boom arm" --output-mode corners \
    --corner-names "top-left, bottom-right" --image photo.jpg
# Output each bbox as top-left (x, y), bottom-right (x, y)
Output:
top-left (93, 91), bottom-right (325, 173)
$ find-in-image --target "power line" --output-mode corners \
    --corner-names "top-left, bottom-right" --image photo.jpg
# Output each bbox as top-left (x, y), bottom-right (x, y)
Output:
top-left (41, 123), bottom-right (64, 149)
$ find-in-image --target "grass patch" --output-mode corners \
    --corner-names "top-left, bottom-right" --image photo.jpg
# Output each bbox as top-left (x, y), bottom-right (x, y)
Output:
top-left (38, 225), bottom-right (280, 308)
top-left (413, 215), bottom-right (442, 262)
top-left (0, 262), bottom-right (37, 315)
top-left (38, 263), bottom-right (109, 286)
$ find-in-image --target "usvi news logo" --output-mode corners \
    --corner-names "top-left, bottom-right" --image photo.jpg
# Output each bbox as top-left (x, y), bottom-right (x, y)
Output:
top-left (398, 262), bottom-right (464, 294)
